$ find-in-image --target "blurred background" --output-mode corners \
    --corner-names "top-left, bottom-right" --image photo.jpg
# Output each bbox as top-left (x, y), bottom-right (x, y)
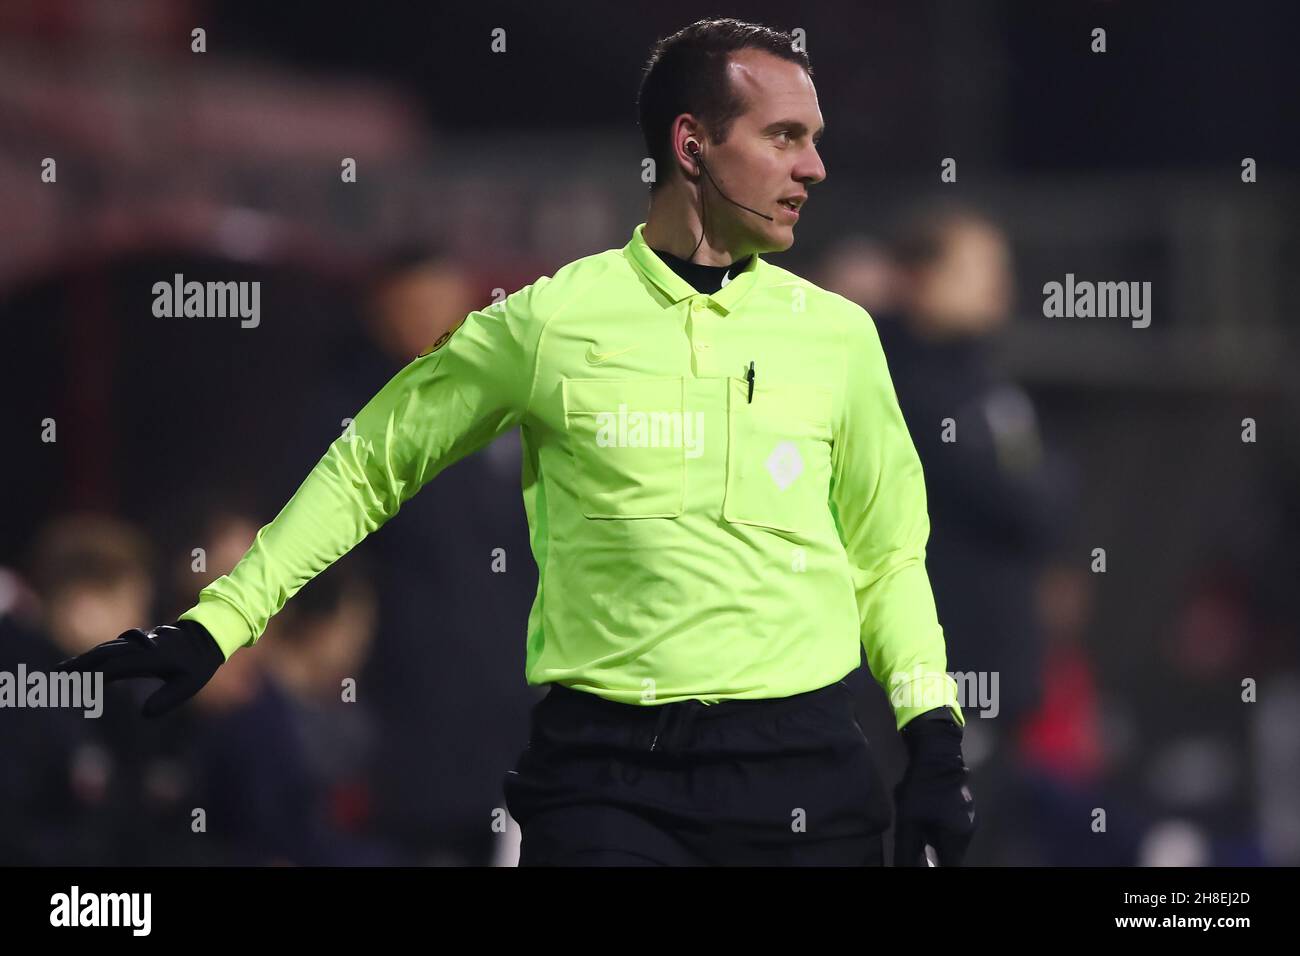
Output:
top-left (1, 0), bottom-right (1298, 866)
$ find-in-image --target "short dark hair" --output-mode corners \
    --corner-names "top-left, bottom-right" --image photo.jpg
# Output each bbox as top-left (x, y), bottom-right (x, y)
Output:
top-left (369, 241), bottom-right (453, 290)
top-left (637, 18), bottom-right (812, 192)
top-left (28, 513), bottom-right (152, 601)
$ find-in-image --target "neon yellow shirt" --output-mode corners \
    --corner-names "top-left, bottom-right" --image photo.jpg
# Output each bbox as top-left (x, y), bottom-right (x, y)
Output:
top-left (181, 222), bottom-right (963, 729)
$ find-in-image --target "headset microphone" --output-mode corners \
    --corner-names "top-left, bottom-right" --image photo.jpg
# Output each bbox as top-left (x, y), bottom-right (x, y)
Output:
top-left (686, 141), bottom-right (775, 222)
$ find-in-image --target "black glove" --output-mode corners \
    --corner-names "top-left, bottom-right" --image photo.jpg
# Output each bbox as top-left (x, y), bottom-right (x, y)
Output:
top-left (55, 619), bottom-right (225, 719)
top-left (892, 708), bottom-right (976, 866)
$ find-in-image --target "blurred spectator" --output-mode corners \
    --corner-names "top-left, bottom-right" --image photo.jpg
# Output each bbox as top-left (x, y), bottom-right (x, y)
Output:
top-left (273, 244), bottom-right (540, 866)
top-left (363, 245), bottom-right (482, 362)
top-left (181, 556), bottom-right (396, 865)
top-left (1009, 562), bottom-right (1138, 865)
top-left (870, 200), bottom-right (1078, 732)
top-left (1125, 565), bottom-right (1269, 865)
top-left (0, 507), bottom-right (396, 865)
top-left (159, 504), bottom-right (393, 865)
top-left (814, 235), bottom-right (898, 317)
top-left (164, 500), bottom-right (265, 606)
top-left (180, 632), bottom-right (324, 864)
top-left (259, 556), bottom-right (399, 863)
top-left (28, 514), bottom-right (155, 660)
top-left (0, 514), bottom-right (178, 864)
top-left (1020, 565), bottom-right (1105, 786)
top-left (828, 203), bottom-right (1085, 863)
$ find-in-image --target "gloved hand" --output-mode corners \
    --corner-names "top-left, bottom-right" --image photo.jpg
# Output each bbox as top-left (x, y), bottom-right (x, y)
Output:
top-left (892, 708), bottom-right (976, 866)
top-left (55, 619), bottom-right (225, 719)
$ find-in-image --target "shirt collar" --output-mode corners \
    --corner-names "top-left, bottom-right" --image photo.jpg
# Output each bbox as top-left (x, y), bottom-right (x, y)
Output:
top-left (624, 222), bottom-right (763, 315)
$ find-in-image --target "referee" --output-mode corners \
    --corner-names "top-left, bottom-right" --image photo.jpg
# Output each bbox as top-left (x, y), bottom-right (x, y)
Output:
top-left (60, 18), bottom-right (976, 866)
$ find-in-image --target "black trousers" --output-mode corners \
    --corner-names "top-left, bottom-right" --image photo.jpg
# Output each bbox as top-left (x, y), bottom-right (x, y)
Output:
top-left (503, 678), bottom-right (893, 865)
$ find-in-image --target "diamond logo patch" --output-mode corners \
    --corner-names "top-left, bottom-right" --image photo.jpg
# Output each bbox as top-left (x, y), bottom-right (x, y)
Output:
top-left (766, 441), bottom-right (803, 490)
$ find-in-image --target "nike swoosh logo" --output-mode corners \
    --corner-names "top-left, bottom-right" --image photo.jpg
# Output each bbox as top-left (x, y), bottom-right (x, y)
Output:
top-left (586, 344), bottom-right (640, 365)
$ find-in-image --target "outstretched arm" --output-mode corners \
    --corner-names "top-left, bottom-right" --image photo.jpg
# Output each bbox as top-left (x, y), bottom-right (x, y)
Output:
top-left (59, 280), bottom-right (548, 715)
top-left (184, 281), bottom-right (546, 658)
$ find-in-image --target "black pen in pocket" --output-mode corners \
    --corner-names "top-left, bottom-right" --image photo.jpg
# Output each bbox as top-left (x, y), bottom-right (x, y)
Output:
top-left (746, 360), bottom-right (756, 403)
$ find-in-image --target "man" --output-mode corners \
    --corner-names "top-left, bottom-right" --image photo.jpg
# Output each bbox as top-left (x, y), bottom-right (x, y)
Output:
top-left (3, 514), bottom-right (160, 864)
top-left (275, 245), bottom-right (540, 865)
top-left (875, 203), bottom-right (1068, 734)
top-left (59, 18), bottom-right (975, 866)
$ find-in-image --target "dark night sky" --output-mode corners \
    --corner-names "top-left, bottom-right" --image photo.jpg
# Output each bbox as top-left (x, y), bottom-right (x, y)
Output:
top-left (211, 0), bottom-right (1300, 172)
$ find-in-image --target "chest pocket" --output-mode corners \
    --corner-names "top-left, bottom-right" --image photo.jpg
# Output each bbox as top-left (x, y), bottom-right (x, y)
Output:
top-left (562, 377), bottom-right (686, 519)
top-left (722, 379), bottom-right (833, 535)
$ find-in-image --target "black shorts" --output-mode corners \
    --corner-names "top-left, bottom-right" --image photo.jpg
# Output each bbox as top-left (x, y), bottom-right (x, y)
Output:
top-left (503, 678), bottom-right (893, 866)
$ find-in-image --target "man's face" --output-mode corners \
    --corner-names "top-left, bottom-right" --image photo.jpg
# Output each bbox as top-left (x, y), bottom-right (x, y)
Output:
top-left (910, 220), bottom-right (1014, 337)
top-left (47, 577), bottom-right (151, 655)
top-left (371, 262), bottom-right (476, 360)
top-left (697, 49), bottom-right (826, 255)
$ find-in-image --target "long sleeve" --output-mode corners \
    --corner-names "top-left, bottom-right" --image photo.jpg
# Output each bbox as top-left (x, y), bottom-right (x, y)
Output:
top-left (179, 282), bottom-right (547, 659)
top-left (828, 310), bottom-right (964, 731)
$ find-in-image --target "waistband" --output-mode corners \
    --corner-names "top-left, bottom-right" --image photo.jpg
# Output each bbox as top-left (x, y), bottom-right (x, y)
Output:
top-left (540, 679), bottom-right (852, 754)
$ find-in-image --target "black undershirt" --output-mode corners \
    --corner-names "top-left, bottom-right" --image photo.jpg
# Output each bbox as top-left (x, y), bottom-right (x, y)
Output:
top-left (650, 247), bottom-right (754, 295)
